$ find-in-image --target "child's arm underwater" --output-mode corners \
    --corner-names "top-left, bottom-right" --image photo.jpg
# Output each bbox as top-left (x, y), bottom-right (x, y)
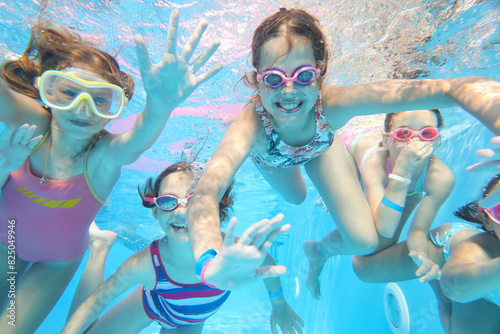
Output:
top-left (361, 141), bottom-right (434, 238)
top-left (99, 10), bottom-right (222, 169)
top-left (0, 72), bottom-right (53, 135)
top-left (262, 253), bottom-right (304, 334)
top-left (188, 103), bottom-right (263, 257)
top-left (61, 248), bottom-right (154, 334)
top-left (322, 77), bottom-right (500, 135)
top-left (407, 157), bottom-right (455, 282)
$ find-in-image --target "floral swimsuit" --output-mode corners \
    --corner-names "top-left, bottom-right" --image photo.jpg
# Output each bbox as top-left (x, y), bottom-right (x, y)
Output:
top-left (249, 92), bottom-right (335, 168)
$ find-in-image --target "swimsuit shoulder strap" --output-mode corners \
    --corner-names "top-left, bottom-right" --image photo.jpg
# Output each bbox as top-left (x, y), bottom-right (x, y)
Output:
top-left (314, 91), bottom-right (333, 130)
top-left (29, 128), bottom-right (51, 156)
top-left (83, 133), bottom-right (106, 203)
top-left (254, 101), bottom-right (274, 136)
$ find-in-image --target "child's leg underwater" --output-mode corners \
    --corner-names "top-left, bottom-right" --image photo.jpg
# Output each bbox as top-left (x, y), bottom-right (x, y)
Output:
top-left (67, 222), bottom-right (117, 320)
top-left (255, 163), bottom-right (307, 205)
top-left (303, 134), bottom-right (379, 298)
top-left (305, 134), bottom-right (379, 255)
top-left (87, 286), bottom-right (152, 334)
top-left (0, 255), bottom-right (83, 333)
top-left (0, 244), bottom-right (30, 313)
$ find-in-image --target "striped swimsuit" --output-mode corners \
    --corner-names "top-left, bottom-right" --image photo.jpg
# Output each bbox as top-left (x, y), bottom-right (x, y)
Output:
top-left (142, 240), bottom-right (231, 329)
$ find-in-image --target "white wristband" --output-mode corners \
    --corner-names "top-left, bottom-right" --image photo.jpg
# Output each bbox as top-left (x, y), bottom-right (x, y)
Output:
top-left (388, 173), bottom-right (411, 185)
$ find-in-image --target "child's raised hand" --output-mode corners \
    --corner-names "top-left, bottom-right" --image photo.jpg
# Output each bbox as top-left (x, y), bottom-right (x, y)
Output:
top-left (203, 214), bottom-right (291, 291)
top-left (0, 124), bottom-right (42, 173)
top-left (467, 136), bottom-right (500, 208)
top-left (134, 10), bottom-right (222, 111)
top-left (270, 300), bottom-right (304, 334)
top-left (409, 250), bottom-right (441, 282)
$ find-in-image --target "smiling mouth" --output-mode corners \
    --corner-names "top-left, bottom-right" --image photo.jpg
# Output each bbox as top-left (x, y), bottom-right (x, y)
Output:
top-left (170, 223), bottom-right (188, 232)
top-left (275, 100), bottom-right (303, 113)
top-left (70, 119), bottom-right (93, 127)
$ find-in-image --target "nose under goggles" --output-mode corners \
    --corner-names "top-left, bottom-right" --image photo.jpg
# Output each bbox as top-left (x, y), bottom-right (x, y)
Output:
top-left (257, 65), bottom-right (321, 88)
top-left (144, 193), bottom-right (194, 212)
top-left (385, 127), bottom-right (440, 145)
top-left (478, 203), bottom-right (500, 225)
top-left (35, 69), bottom-right (127, 119)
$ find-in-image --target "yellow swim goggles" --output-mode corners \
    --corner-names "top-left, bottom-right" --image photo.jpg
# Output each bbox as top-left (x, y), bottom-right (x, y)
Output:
top-left (35, 69), bottom-right (127, 119)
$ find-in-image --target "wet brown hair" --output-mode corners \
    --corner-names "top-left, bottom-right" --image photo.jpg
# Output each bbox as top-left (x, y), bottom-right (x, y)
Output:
top-left (139, 162), bottom-right (236, 224)
top-left (243, 8), bottom-right (329, 90)
top-left (1, 23), bottom-right (134, 100)
top-left (453, 173), bottom-right (500, 228)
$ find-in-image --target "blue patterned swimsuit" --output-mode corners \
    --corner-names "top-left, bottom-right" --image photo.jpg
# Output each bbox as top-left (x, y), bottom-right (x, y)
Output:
top-left (249, 92), bottom-right (335, 168)
top-left (430, 223), bottom-right (500, 306)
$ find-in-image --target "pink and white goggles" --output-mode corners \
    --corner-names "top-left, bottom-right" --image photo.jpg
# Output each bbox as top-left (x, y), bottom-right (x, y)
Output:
top-left (479, 203), bottom-right (500, 224)
top-left (257, 65), bottom-right (321, 88)
top-left (144, 193), bottom-right (194, 211)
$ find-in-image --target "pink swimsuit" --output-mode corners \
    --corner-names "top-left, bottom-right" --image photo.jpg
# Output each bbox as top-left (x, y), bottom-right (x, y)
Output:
top-left (0, 133), bottom-right (105, 263)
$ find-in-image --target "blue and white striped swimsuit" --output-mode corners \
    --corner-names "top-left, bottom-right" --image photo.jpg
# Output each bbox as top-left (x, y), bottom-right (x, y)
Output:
top-left (142, 240), bottom-right (231, 329)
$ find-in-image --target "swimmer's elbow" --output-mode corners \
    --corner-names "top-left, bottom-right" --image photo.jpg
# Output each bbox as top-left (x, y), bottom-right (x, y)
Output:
top-left (375, 220), bottom-right (397, 239)
top-left (378, 226), bottom-right (396, 239)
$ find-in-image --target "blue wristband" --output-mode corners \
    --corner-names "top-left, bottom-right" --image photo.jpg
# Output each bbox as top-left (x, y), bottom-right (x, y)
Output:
top-left (381, 196), bottom-right (404, 212)
top-left (195, 249), bottom-right (218, 278)
top-left (268, 287), bottom-right (283, 299)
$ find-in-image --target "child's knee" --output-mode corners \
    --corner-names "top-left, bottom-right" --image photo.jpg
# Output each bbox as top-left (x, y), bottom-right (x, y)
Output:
top-left (352, 255), bottom-right (375, 282)
top-left (350, 234), bottom-right (379, 255)
top-left (282, 190), bottom-right (307, 205)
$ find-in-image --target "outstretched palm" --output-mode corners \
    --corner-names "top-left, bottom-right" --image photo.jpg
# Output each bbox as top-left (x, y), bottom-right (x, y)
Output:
top-left (204, 214), bottom-right (291, 291)
top-left (0, 124), bottom-right (42, 173)
top-left (135, 10), bottom-right (222, 110)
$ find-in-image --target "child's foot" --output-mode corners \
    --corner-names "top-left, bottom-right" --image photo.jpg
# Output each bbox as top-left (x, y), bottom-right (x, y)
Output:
top-left (89, 221), bottom-right (117, 252)
top-left (303, 240), bottom-right (327, 300)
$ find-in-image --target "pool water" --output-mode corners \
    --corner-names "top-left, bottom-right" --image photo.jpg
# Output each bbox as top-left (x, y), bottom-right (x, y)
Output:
top-left (1, 0), bottom-right (499, 333)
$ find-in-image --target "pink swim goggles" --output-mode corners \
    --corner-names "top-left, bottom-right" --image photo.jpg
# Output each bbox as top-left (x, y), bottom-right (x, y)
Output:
top-left (257, 65), bottom-right (321, 88)
top-left (385, 127), bottom-right (440, 145)
top-left (144, 193), bottom-right (193, 211)
top-left (478, 203), bottom-right (500, 224)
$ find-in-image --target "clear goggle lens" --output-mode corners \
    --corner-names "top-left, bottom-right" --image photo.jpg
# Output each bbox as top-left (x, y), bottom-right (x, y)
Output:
top-left (257, 65), bottom-right (320, 88)
top-left (145, 194), bottom-right (194, 211)
top-left (35, 70), bottom-right (127, 119)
